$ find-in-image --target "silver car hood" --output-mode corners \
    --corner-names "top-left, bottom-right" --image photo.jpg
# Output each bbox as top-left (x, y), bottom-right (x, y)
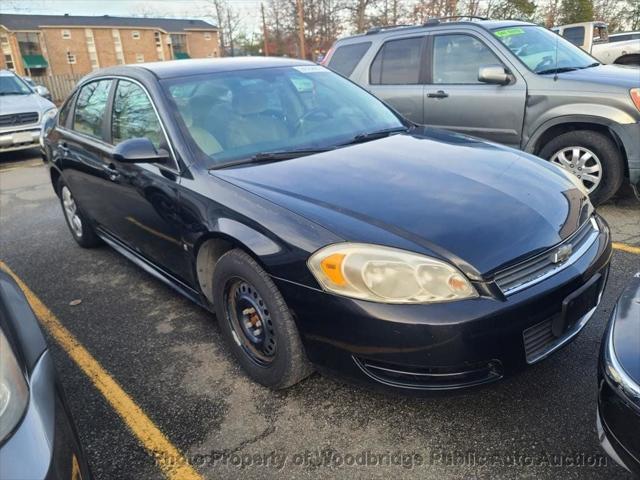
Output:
top-left (0, 93), bottom-right (54, 116)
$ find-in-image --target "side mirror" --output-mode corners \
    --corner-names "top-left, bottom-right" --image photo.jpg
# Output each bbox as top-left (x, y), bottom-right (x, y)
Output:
top-left (34, 85), bottom-right (49, 97)
top-left (478, 64), bottom-right (512, 85)
top-left (113, 138), bottom-right (170, 164)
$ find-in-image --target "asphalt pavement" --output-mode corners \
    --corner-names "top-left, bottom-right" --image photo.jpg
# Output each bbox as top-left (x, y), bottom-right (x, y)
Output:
top-left (1, 149), bottom-right (639, 480)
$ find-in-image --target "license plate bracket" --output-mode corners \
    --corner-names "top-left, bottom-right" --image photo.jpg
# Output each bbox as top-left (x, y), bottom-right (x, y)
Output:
top-left (552, 273), bottom-right (602, 337)
top-left (13, 131), bottom-right (34, 144)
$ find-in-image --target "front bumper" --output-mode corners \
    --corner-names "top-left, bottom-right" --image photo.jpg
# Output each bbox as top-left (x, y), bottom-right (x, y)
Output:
top-left (276, 218), bottom-right (611, 393)
top-left (0, 351), bottom-right (92, 480)
top-left (0, 127), bottom-right (41, 153)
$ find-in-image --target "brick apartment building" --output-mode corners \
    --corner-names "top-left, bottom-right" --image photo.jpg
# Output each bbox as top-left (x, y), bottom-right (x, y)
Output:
top-left (0, 13), bottom-right (219, 77)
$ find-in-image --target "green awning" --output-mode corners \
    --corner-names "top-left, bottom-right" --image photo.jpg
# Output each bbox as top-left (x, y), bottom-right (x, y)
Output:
top-left (175, 52), bottom-right (190, 60)
top-left (22, 54), bottom-right (48, 69)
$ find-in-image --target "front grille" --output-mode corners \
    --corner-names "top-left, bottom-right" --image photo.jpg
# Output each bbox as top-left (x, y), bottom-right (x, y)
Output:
top-left (353, 356), bottom-right (503, 390)
top-left (494, 218), bottom-right (599, 295)
top-left (0, 112), bottom-right (39, 128)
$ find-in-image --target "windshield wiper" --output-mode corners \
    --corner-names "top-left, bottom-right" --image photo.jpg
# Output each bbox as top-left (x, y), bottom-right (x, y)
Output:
top-left (536, 66), bottom-right (580, 75)
top-left (0, 91), bottom-right (29, 96)
top-left (212, 147), bottom-right (333, 170)
top-left (578, 62), bottom-right (601, 69)
top-left (342, 126), bottom-right (410, 146)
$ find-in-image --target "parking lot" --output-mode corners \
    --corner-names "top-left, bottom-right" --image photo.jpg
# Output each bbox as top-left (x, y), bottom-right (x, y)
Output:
top-left (0, 148), bottom-right (639, 479)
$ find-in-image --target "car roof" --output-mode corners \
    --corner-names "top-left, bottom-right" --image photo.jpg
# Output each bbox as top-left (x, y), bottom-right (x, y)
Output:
top-left (336, 19), bottom-right (534, 43)
top-left (87, 57), bottom-right (316, 81)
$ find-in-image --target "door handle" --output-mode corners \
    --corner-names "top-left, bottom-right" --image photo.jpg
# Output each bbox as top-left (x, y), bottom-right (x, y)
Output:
top-left (103, 163), bottom-right (120, 182)
top-left (58, 142), bottom-right (69, 155)
top-left (427, 90), bottom-right (449, 99)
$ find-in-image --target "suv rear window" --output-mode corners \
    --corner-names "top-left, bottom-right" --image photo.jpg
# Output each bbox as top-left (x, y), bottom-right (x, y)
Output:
top-left (370, 37), bottom-right (423, 85)
top-left (327, 42), bottom-right (371, 77)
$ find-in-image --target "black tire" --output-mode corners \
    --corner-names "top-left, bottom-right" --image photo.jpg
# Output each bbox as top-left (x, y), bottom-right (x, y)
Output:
top-left (212, 249), bottom-right (313, 389)
top-left (56, 178), bottom-right (102, 248)
top-left (539, 130), bottom-right (625, 205)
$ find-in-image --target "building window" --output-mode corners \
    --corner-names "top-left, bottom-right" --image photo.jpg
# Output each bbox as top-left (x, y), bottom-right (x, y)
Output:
top-left (85, 29), bottom-right (100, 70)
top-left (132, 31), bottom-right (141, 40)
top-left (112, 29), bottom-right (125, 64)
top-left (67, 52), bottom-right (76, 64)
top-left (170, 34), bottom-right (187, 57)
top-left (62, 30), bottom-right (71, 39)
top-left (136, 53), bottom-right (144, 63)
top-left (4, 54), bottom-right (15, 71)
top-left (16, 32), bottom-right (41, 56)
top-left (204, 32), bottom-right (212, 40)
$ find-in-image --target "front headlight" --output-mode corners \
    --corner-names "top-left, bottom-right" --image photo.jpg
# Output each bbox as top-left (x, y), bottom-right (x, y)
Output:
top-left (0, 328), bottom-right (29, 442)
top-left (630, 88), bottom-right (640, 112)
top-left (41, 107), bottom-right (58, 124)
top-left (308, 243), bottom-right (478, 304)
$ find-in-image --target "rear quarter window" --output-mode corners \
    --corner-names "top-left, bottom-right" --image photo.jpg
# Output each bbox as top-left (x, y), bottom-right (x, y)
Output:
top-left (327, 42), bottom-right (371, 77)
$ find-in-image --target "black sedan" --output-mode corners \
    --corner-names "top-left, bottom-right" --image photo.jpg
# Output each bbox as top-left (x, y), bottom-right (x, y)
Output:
top-left (0, 271), bottom-right (92, 479)
top-left (42, 58), bottom-right (611, 392)
top-left (598, 273), bottom-right (640, 475)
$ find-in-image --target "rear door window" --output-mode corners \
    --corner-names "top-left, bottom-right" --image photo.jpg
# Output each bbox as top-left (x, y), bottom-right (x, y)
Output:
top-left (327, 42), bottom-right (371, 77)
top-left (370, 37), bottom-right (424, 85)
top-left (72, 79), bottom-right (112, 139)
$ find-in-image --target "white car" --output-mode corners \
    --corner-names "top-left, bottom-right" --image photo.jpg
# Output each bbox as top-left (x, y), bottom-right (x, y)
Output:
top-left (0, 69), bottom-right (57, 153)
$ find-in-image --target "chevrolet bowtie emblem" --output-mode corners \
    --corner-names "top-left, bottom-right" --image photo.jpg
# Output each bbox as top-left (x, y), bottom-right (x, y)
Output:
top-left (551, 244), bottom-right (573, 264)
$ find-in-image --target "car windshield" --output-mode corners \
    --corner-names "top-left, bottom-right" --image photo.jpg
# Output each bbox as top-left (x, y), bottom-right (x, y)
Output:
top-left (0, 75), bottom-right (33, 96)
top-left (492, 25), bottom-right (598, 74)
top-left (162, 65), bottom-right (405, 167)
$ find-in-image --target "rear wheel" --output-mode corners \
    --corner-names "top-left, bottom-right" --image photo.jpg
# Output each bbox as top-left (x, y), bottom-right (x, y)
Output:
top-left (539, 130), bottom-right (624, 205)
top-left (212, 249), bottom-right (313, 389)
top-left (57, 179), bottom-right (102, 248)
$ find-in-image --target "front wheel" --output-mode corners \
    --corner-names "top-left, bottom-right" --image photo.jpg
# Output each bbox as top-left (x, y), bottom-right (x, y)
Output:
top-left (212, 249), bottom-right (313, 389)
top-left (539, 130), bottom-right (624, 205)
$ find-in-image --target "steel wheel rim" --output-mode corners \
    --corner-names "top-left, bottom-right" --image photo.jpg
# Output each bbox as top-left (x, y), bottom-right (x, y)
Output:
top-left (61, 186), bottom-right (83, 238)
top-left (550, 146), bottom-right (602, 194)
top-left (225, 278), bottom-right (276, 366)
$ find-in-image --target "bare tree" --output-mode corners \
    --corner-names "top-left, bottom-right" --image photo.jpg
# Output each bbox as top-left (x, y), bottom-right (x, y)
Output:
top-left (204, 0), bottom-right (242, 56)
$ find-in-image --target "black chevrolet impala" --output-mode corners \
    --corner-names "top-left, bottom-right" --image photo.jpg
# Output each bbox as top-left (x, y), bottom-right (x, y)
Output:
top-left (42, 58), bottom-right (612, 392)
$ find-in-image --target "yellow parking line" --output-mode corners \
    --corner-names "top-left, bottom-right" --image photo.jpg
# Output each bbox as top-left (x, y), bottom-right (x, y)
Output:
top-left (0, 261), bottom-right (202, 480)
top-left (613, 242), bottom-right (640, 255)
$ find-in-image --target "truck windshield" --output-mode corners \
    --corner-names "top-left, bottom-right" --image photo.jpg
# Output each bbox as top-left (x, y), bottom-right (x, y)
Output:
top-left (492, 26), bottom-right (598, 74)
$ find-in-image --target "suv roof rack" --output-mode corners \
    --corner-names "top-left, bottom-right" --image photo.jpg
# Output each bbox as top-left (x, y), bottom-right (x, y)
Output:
top-left (365, 16), bottom-right (489, 35)
top-left (423, 15), bottom-right (489, 26)
top-left (365, 24), bottom-right (418, 35)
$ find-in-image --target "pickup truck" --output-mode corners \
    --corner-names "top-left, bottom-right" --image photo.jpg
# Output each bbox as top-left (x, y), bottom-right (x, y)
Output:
top-left (553, 21), bottom-right (640, 66)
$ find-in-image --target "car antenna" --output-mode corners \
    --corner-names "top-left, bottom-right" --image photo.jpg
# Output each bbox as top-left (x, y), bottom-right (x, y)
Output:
top-left (553, 30), bottom-right (559, 81)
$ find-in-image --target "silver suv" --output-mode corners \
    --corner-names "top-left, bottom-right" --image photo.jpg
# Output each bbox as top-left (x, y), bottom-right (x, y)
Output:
top-left (0, 69), bottom-right (57, 154)
top-left (324, 18), bottom-right (640, 205)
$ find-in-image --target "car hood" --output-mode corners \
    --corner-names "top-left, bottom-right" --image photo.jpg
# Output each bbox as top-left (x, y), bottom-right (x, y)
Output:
top-left (554, 64), bottom-right (640, 88)
top-left (214, 130), bottom-right (592, 276)
top-left (0, 93), bottom-right (54, 116)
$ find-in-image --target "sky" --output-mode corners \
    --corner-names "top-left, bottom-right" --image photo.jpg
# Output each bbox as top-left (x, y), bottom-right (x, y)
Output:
top-left (0, 0), bottom-right (263, 33)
